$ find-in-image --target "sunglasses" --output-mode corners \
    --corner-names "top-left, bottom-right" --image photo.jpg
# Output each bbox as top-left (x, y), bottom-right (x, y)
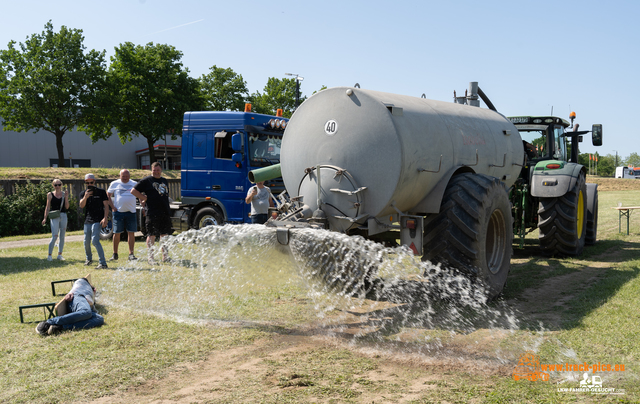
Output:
top-left (54, 184), bottom-right (62, 187)
top-left (85, 181), bottom-right (95, 185)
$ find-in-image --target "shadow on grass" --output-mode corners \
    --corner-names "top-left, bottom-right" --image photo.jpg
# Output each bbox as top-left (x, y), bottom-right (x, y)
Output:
top-left (0, 256), bottom-right (75, 275)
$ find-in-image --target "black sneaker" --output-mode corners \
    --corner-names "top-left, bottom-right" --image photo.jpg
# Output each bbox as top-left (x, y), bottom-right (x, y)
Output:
top-left (109, 253), bottom-right (119, 261)
top-left (128, 254), bottom-right (137, 261)
top-left (35, 321), bottom-right (50, 336)
top-left (48, 324), bottom-right (63, 335)
top-left (95, 263), bottom-right (108, 269)
top-left (84, 260), bottom-right (93, 266)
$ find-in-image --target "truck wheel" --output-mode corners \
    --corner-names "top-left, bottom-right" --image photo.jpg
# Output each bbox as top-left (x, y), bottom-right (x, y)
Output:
top-left (585, 183), bottom-right (598, 245)
top-left (193, 207), bottom-right (224, 229)
top-left (538, 174), bottom-right (587, 256)
top-left (423, 173), bottom-right (512, 299)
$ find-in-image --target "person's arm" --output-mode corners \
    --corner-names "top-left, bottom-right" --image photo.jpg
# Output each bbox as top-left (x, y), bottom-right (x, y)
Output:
top-left (79, 190), bottom-right (91, 208)
top-left (63, 191), bottom-right (70, 210)
top-left (245, 187), bottom-right (257, 204)
top-left (108, 192), bottom-right (116, 212)
top-left (131, 188), bottom-right (147, 204)
top-left (100, 197), bottom-right (110, 228)
top-left (42, 192), bottom-right (52, 225)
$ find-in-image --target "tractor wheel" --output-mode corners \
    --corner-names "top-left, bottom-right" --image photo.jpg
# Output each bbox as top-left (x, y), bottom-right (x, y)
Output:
top-left (585, 183), bottom-right (598, 246)
top-left (538, 174), bottom-right (587, 256)
top-left (193, 207), bottom-right (224, 230)
top-left (422, 173), bottom-right (512, 299)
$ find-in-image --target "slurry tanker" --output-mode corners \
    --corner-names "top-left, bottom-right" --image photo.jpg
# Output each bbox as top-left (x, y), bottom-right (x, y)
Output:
top-left (249, 83), bottom-right (603, 297)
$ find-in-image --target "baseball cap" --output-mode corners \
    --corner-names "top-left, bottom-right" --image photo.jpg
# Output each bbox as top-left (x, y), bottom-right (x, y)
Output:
top-left (84, 173), bottom-right (95, 180)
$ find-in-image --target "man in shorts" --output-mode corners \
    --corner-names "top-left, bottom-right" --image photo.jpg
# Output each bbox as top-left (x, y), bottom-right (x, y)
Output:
top-left (131, 162), bottom-right (172, 264)
top-left (107, 169), bottom-right (138, 261)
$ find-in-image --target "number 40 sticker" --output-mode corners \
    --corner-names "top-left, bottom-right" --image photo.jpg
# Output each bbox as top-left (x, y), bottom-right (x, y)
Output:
top-left (324, 120), bottom-right (338, 136)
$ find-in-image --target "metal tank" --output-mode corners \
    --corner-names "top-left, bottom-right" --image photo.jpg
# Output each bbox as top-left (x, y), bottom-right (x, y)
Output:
top-left (280, 86), bottom-right (524, 233)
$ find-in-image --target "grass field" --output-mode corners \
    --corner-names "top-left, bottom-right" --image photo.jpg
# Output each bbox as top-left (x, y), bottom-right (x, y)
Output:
top-left (1, 183), bottom-right (640, 403)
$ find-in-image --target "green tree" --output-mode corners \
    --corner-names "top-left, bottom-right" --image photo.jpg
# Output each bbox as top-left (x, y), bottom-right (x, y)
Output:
top-left (624, 152), bottom-right (640, 168)
top-left (0, 21), bottom-right (107, 167)
top-left (199, 66), bottom-right (248, 111)
top-left (87, 42), bottom-right (204, 164)
top-left (248, 77), bottom-right (307, 118)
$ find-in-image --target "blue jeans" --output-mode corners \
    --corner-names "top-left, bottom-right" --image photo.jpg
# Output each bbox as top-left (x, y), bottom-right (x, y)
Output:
top-left (251, 214), bottom-right (268, 224)
top-left (48, 213), bottom-right (68, 256)
top-left (47, 294), bottom-right (104, 331)
top-left (84, 222), bottom-right (106, 265)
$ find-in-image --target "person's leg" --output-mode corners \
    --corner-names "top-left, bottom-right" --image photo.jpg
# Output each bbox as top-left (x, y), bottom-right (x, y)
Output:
top-left (125, 212), bottom-right (137, 256)
top-left (47, 296), bottom-right (93, 327)
top-left (58, 213), bottom-right (67, 256)
top-left (112, 211), bottom-right (122, 258)
top-left (128, 232), bottom-right (136, 255)
top-left (91, 222), bottom-right (106, 265)
top-left (83, 223), bottom-right (93, 262)
top-left (48, 217), bottom-right (59, 257)
top-left (66, 311), bottom-right (104, 330)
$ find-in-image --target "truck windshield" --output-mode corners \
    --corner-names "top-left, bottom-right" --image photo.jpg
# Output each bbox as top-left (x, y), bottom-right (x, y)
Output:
top-left (248, 133), bottom-right (282, 167)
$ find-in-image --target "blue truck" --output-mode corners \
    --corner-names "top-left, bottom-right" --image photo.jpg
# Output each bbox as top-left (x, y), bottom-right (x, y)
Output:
top-left (169, 106), bottom-right (288, 231)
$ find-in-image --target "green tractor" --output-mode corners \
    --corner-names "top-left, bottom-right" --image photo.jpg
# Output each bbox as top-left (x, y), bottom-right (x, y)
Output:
top-left (509, 114), bottom-right (603, 256)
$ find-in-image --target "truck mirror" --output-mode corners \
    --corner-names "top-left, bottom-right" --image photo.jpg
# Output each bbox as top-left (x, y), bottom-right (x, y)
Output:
top-left (592, 124), bottom-right (602, 146)
top-left (231, 133), bottom-right (243, 152)
top-left (232, 153), bottom-right (243, 164)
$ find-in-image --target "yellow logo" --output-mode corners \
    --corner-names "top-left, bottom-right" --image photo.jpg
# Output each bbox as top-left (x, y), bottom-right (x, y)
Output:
top-left (512, 351), bottom-right (550, 382)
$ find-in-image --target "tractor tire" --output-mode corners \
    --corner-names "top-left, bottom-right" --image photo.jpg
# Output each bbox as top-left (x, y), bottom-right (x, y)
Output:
top-left (538, 174), bottom-right (587, 256)
top-left (585, 183), bottom-right (598, 246)
top-left (193, 207), bottom-right (224, 230)
top-left (422, 173), bottom-right (512, 299)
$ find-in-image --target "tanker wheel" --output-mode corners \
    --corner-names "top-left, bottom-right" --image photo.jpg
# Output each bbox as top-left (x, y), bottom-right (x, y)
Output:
top-left (585, 185), bottom-right (598, 246)
top-left (422, 173), bottom-right (512, 299)
top-left (193, 207), bottom-right (224, 230)
top-left (538, 174), bottom-right (587, 256)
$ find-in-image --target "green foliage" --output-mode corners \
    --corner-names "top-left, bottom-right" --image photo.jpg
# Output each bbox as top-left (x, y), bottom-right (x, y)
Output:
top-left (623, 152), bottom-right (640, 167)
top-left (84, 42), bottom-right (205, 164)
top-left (199, 65), bottom-right (248, 111)
top-left (0, 181), bottom-right (80, 237)
top-left (248, 77), bottom-right (307, 118)
top-left (0, 21), bottom-right (107, 167)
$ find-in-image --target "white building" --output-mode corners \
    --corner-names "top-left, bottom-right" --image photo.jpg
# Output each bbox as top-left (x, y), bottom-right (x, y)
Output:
top-left (0, 124), bottom-right (181, 169)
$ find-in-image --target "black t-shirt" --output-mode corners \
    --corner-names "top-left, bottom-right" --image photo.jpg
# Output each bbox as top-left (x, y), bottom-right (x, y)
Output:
top-left (134, 175), bottom-right (171, 217)
top-left (79, 187), bottom-right (108, 224)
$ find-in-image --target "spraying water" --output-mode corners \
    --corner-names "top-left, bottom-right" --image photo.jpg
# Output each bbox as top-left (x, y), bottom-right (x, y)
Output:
top-left (99, 224), bottom-right (546, 369)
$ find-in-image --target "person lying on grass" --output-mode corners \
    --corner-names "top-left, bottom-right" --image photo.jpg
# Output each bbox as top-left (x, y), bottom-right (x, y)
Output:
top-left (36, 276), bottom-right (104, 336)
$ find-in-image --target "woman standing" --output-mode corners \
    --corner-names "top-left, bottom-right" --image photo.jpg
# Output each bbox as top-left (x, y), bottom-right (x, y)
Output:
top-left (42, 179), bottom-right (70, 261)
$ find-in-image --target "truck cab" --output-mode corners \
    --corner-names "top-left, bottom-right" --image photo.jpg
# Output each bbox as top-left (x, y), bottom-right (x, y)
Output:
top-left (173, 108), bottom-right (287, 231)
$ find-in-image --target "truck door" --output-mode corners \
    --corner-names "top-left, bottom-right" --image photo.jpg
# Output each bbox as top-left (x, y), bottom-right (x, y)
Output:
top-left (184, 131), bottom-right (214, 197)
top-left (212, 130), bottom-right (247, 222)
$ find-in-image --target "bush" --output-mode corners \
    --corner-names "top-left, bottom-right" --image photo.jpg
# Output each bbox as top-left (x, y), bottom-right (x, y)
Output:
top-left (0, 181), bottom-right (80, 237)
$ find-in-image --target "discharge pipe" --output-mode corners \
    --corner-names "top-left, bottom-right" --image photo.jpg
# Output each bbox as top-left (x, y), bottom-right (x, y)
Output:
top-left (248, 163), bottom-right (282, 183)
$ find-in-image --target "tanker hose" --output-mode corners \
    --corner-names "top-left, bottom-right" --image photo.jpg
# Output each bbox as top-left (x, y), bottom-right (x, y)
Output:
top-left (248, 163), bottom-right (282, 183)
top-left (477, 87), bottom-right (497, 112)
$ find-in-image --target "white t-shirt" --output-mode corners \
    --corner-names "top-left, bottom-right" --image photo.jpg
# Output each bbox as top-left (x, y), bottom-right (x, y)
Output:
top-left (247, 185), bottom-right (272, 215)
top-left (107, 179), bottom-right (138, 213)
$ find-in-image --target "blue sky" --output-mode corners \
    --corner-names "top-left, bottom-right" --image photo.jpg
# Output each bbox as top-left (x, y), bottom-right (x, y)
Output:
top-left (1, 0), bottom-right (637, 159)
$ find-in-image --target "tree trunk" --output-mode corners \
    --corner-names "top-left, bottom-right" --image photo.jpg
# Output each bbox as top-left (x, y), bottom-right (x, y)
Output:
top-left (55, 132), bottom-right (66, 168)
top-left (146, 136), bottom-right (156, 166)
